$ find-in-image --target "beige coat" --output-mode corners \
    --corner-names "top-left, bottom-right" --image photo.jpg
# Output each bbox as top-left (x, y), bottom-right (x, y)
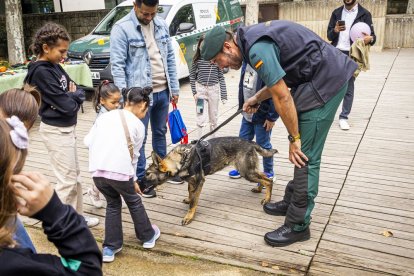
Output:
top-left (350, 39), bottom-right (371, 77)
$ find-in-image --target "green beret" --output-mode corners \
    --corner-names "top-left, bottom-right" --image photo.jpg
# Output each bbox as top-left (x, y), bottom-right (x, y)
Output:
top-left (201, 26), bottom-right (226, 60)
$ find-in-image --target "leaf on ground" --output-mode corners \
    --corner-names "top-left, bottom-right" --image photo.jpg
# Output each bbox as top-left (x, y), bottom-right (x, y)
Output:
top-left (261, 261), bottom-right (269, 267)
top-left (380, 230), bottom-right (394, 237)
top-left (272, 265), bottom-right (280, 270)
top-left (298, 249), bottom-right (314, 256)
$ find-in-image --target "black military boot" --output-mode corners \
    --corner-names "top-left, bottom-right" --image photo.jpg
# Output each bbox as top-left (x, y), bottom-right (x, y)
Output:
top-left (264, 224), bottom-right (310, 247)
top-left (263, 200), bottom-right (289, 216)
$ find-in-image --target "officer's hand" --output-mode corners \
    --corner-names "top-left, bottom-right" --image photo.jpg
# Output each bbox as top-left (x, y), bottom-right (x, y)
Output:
top-left (289, 139), bottom-right (308, 168)
top-left (243, 96), bottom-right (259, 114)
top-left (263, 120), bottom-right (275, 132)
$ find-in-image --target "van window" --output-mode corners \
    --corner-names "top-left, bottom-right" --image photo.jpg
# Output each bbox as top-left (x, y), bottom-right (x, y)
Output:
top-left (93, 5), bottom-right (171, 35)
top-left (169, 4), bottom-right (196, 36)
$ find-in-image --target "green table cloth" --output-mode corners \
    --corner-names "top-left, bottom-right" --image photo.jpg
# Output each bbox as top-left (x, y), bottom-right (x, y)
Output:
top-left (0, 63), bottom-right (93, 93)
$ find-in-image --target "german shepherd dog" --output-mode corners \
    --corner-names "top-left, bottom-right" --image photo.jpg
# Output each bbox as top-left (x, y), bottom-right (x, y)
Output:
top-left (144, 137), bottom-right (278, 225)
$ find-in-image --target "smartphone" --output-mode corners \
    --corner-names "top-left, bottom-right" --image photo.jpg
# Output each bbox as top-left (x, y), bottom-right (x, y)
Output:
top-left (338, 20), bottom-right (345, 26)
top-left (196, 98), bottom-right (204, 114)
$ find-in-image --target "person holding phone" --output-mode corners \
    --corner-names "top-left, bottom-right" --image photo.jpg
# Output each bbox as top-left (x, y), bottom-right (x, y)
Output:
top-left (190, 36), bottom-right (228, 139)
top-left (327, 0), bottom-right (376, 130)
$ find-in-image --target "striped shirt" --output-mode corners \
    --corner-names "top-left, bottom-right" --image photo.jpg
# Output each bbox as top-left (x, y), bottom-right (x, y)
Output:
top-left (189, 59), bottom-right (227, 101)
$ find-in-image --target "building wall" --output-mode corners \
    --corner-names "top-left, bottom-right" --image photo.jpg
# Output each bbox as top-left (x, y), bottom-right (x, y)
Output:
top-left (384, 14), bottom-right (414, 48)
top-left (0, 9), bottom-right (110, 59)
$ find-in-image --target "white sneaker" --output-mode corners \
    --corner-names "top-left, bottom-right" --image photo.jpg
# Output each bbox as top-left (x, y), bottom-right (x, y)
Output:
top-left (143, 225), bottom-right (160, 249)
top-left (339, 119), bottom-right (350, 130)
top-left (87, 188), bottom-right (103, 208)
top-left (84, 216), bottom-right (99, 228)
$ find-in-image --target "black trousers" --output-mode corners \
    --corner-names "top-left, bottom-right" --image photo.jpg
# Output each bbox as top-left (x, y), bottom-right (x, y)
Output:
top-left (94, 177), bottom-right (154, 249)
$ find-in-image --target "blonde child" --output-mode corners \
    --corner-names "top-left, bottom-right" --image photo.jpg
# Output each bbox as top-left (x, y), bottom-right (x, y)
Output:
top-left (190, 37), bottom-right (227, 138)
top-left (87, 80), bottom-right (121, 208)
top-left (84, 87), bottom-right (160, 263)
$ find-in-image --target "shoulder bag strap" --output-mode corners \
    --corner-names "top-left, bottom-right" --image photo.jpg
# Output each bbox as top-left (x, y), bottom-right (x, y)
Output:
top-left (119, 110), bottom-right (134, 162)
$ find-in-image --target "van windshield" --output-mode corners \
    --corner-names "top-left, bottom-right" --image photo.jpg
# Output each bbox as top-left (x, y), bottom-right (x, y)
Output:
top-left (93, 5), bottom-right (171, 35)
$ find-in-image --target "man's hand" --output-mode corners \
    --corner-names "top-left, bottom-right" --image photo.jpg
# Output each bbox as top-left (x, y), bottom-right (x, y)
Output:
top-left (12, 172), bottom-right (54, 217)
top-left (362, 32), bottom-right (373, 45)
top-left (334, 21), bottom-right (346, 33)
top-left (172, 95), bottom-right (179, 104)
top-left (263, 120), bottom-right (275, 132)
top-left (289, 139), bottom-right (308, 168)
top-left (243, 95), bottom-right (259, 114)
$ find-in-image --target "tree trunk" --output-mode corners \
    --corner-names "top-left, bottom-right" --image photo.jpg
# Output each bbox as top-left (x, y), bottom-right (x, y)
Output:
top-left (5, 0), bottom-right (26, 65)
top-left (245, 0), bottom-right (259, 26)
top-left (408, 0), bottom-right (414, 14)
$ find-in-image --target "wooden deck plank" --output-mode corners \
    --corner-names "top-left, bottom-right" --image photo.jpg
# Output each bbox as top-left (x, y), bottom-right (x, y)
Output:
top-left (310, 48), bottom-right (414, 275)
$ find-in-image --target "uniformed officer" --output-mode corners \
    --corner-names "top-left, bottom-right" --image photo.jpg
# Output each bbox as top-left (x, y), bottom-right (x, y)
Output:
top-left (201, 22), bottom-right (357, 247)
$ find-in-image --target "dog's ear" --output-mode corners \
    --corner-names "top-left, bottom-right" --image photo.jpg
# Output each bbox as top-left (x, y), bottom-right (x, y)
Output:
top-left (159, 160), bottom-right (168, 173)
top-left (151, 151), bottom-right (163, 167)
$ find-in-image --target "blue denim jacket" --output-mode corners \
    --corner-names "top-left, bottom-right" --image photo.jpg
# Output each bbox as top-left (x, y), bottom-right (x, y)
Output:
top-left (110, 10), bottom-right (179, 99)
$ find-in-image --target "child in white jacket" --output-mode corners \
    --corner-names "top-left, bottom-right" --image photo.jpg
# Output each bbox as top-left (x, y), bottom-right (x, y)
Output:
top-left (84, 87), bottom-right (160, 263)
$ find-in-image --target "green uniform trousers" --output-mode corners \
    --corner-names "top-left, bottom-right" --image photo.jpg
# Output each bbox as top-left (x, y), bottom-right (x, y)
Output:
top-left (284, 82), bottom-right (348, 231)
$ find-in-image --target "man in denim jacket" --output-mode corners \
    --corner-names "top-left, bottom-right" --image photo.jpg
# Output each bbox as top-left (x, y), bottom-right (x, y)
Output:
top-left (110, 0), bottom-right (180, 197)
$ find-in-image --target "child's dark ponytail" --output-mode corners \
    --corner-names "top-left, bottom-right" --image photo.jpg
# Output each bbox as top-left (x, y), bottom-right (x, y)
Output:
top-left (193, 35), bottom-right (204, 63)
top-left (93, 80), bottom-right (120, 113)
top-left (122, 87), bottom-right (152, 108)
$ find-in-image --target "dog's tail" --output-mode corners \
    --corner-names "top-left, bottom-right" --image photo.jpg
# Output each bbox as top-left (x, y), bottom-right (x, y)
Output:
top-left (254, 144), bottom-right (278, 157)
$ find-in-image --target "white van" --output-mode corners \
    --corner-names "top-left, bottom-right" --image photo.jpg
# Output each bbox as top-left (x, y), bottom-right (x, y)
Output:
top-left (68, 0), bottom-right (244, 86)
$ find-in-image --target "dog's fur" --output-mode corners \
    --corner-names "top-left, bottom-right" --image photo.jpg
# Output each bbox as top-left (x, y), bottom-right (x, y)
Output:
top-left (144, 137), bottom-right (278, 225)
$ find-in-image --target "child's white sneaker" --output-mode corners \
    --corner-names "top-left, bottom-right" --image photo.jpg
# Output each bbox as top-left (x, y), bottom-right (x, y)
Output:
top-left (143, 225), bottom-right (160, 249)
top-left (84, 216), bottom-right (99, 228)
top-left (88, 188), bottom-right (103, 208)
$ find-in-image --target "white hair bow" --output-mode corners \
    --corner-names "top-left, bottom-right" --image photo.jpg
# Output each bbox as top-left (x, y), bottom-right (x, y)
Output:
top-left (6, 116), bottom-right (29, 149)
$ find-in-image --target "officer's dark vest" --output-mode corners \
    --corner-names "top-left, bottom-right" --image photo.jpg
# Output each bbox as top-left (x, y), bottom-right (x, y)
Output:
top-left (237, 20), bottom-right (358, 112)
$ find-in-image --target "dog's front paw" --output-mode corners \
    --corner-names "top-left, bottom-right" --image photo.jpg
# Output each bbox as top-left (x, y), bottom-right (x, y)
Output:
top-left (182, 198), bottom-right (190, 204)
top-left (181, 215), bottom-right (193, 225)
top-left (261, 198), bottom-right (271, 205)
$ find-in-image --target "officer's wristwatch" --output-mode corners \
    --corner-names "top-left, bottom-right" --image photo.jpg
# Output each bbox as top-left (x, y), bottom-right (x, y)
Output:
top-left (288, 133), bottom-right (301, 143)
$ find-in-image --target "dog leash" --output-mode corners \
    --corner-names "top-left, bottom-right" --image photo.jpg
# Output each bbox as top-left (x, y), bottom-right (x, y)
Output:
top-left (198, 108), bottom-right (243, 142)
